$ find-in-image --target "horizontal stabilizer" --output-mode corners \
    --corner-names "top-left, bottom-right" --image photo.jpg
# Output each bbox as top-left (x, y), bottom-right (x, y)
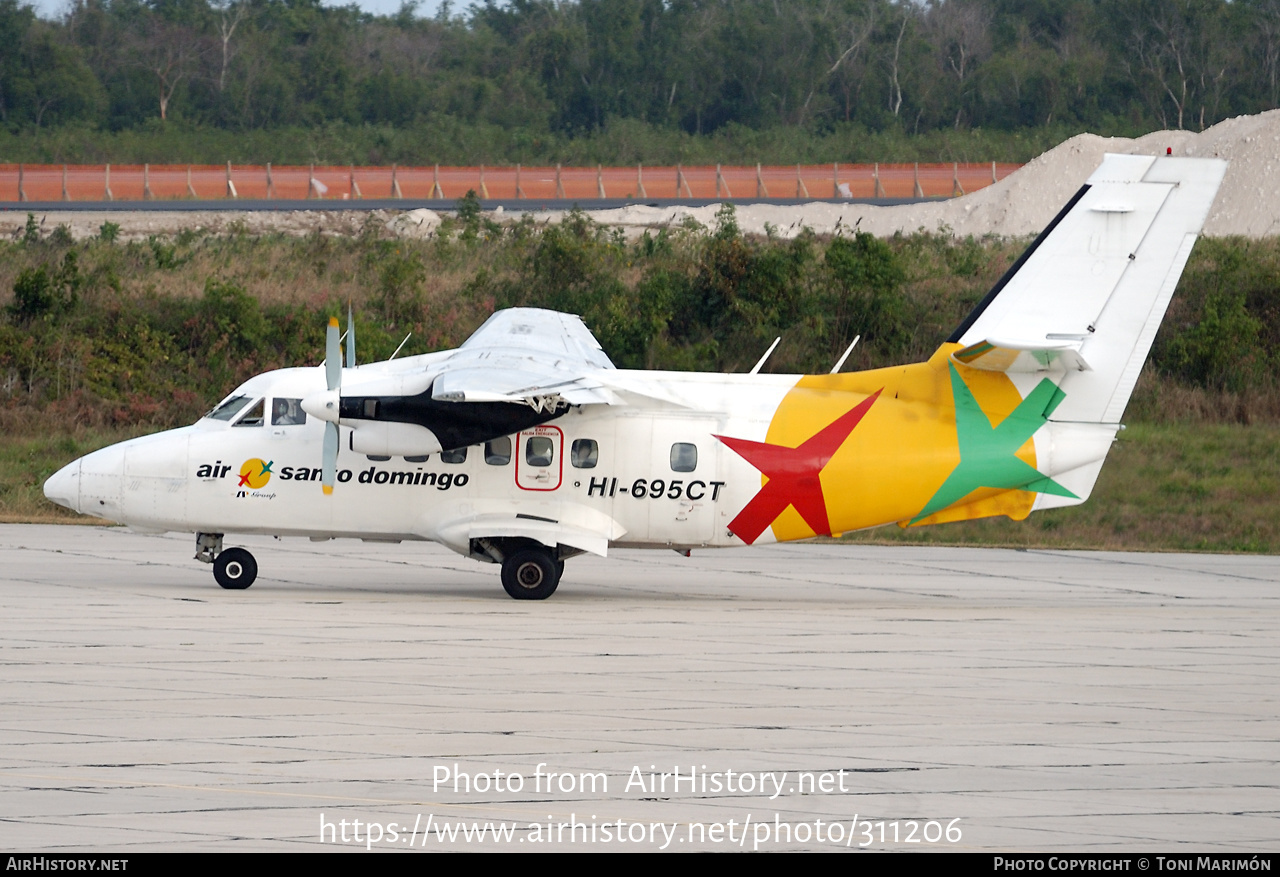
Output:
top-left (900, 487), bottom-right (1038, 527)
top-left (952, 338), bottom-right (1092, 373)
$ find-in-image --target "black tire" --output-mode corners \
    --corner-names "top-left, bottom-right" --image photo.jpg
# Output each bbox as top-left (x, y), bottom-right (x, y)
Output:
top-left (501, 547), bottom-right (560, 600)
top-left (213, 547), bottom-right (257, 590)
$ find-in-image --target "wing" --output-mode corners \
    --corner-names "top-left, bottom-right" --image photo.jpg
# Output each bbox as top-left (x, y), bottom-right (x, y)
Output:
top-left (310, 308), bottom-right (629, 458)
top-left (431, 308), bottom-right (618, 407)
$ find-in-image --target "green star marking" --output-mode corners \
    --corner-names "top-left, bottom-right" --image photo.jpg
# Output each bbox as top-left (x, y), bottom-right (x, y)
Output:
top-left (911, 364), bottom-right (1077, 524)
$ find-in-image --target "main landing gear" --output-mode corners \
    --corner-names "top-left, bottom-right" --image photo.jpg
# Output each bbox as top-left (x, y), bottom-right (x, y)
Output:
top-left (500, 546), bottom-right (563, 601)
top-left (473, 537), bottom-right (569, 601)
top-left (195, 532), bottom-right (259, 590)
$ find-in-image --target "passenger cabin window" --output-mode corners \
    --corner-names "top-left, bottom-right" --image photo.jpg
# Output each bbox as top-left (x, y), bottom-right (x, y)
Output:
top-left (404, 455), bottom-right (430, 463)
top-left (526, 436), bottom-right (554, 467)
top-left (571, 439), bottom-right (599, 469)
top-left (233, 398), bottom-right (265, 427)
top-left (366, 455), bottom-right (391, 462)
top-left (441, 447), bottom-right (468, 464)
top-left (271, 398), bottom-right (307, 426)
top-left (485, 437), bottom-right (512, 465)
top-left (206, 394), bottom-right (252, 422)
top-left (670, 442), bottom-right (697, 472)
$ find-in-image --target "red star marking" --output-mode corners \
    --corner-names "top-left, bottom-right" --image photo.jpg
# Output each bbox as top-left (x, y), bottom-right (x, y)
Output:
top-left (238, 471), bottom-right (252, 487)
top-left (715, 389), bottom-right (881, 545)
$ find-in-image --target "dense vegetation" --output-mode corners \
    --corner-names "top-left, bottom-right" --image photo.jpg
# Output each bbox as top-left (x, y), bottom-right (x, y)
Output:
top-left (4, 0), bottom-right (1280, 165)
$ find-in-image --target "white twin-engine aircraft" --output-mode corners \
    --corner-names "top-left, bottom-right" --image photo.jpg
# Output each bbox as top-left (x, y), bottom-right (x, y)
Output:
top-left (44, 155), bottom-right (1225, 599)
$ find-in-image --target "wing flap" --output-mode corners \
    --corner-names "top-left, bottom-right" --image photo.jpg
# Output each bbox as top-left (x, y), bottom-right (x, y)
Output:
top-left (431, 361), bottom-right (617, 406)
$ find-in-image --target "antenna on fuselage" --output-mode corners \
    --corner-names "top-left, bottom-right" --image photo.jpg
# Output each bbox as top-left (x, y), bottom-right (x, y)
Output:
top-left (830, 335), bottom-right (861, 373)
top-left (346, 303), bottom-right (356, 368)
top-left (388, 332), bottom-right (413, 361)
top-left (748, 337), bottom-right (782, 375)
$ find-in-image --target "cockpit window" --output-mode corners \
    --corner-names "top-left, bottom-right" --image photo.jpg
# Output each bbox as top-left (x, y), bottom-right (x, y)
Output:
top-left (271, 397), bottom-right (307, 426)
top-left (233, 398), bottom-right (265, 427)
top-left (206, 394), bottom-right (253, 422)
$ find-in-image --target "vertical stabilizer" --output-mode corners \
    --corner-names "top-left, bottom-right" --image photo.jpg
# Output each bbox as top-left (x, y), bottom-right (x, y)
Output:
top-left (943, 154), bottom-right (1225, 512)
top-left (949, 154), bottom-right (1226, 424)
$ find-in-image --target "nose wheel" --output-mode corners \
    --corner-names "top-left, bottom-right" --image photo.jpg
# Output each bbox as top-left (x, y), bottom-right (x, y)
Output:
top-left (213, 547), bottom-right (258, 590)
top-left (500, 547), bottom-right (561, 600)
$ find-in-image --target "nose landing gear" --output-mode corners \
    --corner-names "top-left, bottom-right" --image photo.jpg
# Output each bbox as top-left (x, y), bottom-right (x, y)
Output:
top-left (195, 532), bottom-right (259, 590)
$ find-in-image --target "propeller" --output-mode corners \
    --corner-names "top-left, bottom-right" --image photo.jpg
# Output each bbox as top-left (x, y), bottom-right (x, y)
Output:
top-left (322, 316), bottom-right (341, 495)
top-left (303, 308), bottom-right (359, 494)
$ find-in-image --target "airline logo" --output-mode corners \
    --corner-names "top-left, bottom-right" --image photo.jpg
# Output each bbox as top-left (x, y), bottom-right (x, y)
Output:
top-left (238, 458), bottom-right (274, 490)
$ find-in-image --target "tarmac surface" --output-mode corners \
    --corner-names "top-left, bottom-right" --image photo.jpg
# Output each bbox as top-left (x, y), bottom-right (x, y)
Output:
top-left (1, 524), bottom-right (1276, 852)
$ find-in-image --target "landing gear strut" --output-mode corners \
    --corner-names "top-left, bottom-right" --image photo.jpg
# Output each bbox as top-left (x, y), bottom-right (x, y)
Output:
top-left (195, 532), bottom-right (258, 590)
top-left (500, 546), bottom-right (561, 600)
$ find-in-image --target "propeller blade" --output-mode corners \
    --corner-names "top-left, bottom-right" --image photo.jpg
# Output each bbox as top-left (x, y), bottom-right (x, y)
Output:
top-left (346, 303), bottom-right (356, 368)
top-left (322, 421), bottom-right (338, 495)
top-left (325, 316), bottom-right (341, 392)
top-left (322, 316), bottom-right (342, 494)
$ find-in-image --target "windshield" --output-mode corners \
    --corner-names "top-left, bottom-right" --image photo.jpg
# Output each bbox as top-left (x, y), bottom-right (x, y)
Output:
top-left (205, 394), bottom-right (253, 422)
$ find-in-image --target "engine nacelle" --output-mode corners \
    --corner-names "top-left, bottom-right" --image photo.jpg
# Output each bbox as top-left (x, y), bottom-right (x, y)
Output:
top-left (345, 420), bottom-right (443, 457)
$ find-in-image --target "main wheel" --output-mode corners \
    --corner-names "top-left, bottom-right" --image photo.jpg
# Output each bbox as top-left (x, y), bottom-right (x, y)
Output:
top-left (213, 547), bottom-right (258, 590)
top-left (501, 548), bottom-right (560, 600)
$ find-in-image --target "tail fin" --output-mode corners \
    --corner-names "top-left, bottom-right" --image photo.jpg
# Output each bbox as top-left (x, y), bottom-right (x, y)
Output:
top-left (949, 154), bottom-right (1226, 421)
top-left (945, 154), bottom-right (1226, 509)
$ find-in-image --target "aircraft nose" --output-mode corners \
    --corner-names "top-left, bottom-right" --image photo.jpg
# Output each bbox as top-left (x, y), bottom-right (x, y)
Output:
top-left (43, 459), bottom-right (81, 512)
top-left (68, 443), bottom-right (126, 520)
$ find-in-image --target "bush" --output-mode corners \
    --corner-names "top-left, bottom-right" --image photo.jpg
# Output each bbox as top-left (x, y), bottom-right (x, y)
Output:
top-left (8, 252), bottom-right (82, 323)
